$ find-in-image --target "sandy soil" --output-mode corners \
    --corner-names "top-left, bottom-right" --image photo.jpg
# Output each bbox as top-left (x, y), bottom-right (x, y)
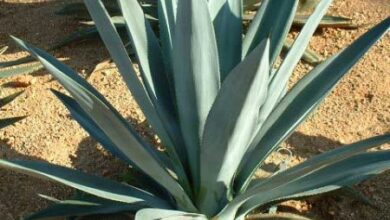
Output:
top-left (0, 0), bottom-right (389, 219)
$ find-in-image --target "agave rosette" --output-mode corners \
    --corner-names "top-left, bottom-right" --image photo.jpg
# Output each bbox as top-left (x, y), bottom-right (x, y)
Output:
top-left (0, 0), bottom-right (389, 219)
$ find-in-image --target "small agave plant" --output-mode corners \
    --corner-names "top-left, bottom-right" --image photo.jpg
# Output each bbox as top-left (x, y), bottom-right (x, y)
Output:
top-left (0, 0), bottom-right (389, 219)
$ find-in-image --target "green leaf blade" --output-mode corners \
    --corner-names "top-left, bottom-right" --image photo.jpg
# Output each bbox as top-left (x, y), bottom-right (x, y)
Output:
top-left (242, 0), bottom-right (298, 65)
top-left (0, 160), bottom-right (171, 208)
top-left (83, 0), bottom-right (191, 195)
top-left (236, 12), bottom-right (389, 193)
top-left (211, 0), bottom-right (243, 80)
top-left (173, 0), bottom-right (221, 189)
top-left (198, 39), bottom-right (270, 216)
top-left (117, 0), bottom-right (175, 115)
top-left (12, 36), bottom-right (195, 212)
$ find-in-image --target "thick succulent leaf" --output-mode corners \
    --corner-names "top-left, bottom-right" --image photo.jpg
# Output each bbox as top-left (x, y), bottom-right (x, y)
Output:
top-left (0, 160), bottom-right (171, 208)
top-left (210, 0), bottom-right (243, 80)
top-left (198, 39), bottom-right (270, 215)
top-left (293, 15), bottom-right (358, 29)
top-left (12, 37), bottom-right (195, 212)
top-left (158, 0), bottom-right (177, 76)
top-left (242, 13), bottom-right (357, 29)
top-left (236, 16), bottom-right (390, 192)
top-left (26, 197), bottom-right (143, 220)
top-left (52, 90), bottom-right (171, 199)
top-left (173, 0), bottom-right (221, 188)
top-left (81, 16), bottom-right (127, 26)
top-left (0, 91), bottom-right (23, 108)
top-left (135, 208), bottom-right (207, 220)
top-left (0, 56), bottom-right (35, 69)
top-left (208, 0), bottom-right (227, 19)
top-left (52, 90), bottom-right (131, 164)
top-left (238, 151), bottom-right (390, 218)
top-left (283, 38), bottom-right (322, 65)
top-left (246, 212), bottom-right (312, 220)
top-left (255, 0), bottom-right (331, 135)
top-left (49, 24), bottom-right (128, 51)
top-left (242, 0), bottom-right (298, 65)
top-left (0, 62), bottom-right (43, 78)
top-left (243, 134), bottom-right (390, 209)
top-left (274, 184), bottom-right (376, 208)
top-left (118, 0), bottom-right (187, 162)
top-left (0, 116), bottom-right (25, 129)
top-left (82, 0), bottom-right (168, 147)
top-left (0, 46), bottom-right (8, 55)
top-left (220, 151), bottom-right (390, 219)
top-left (83, 0), bottom-right (190, 193)
top-left (117, 0), bottom-right (176, 117)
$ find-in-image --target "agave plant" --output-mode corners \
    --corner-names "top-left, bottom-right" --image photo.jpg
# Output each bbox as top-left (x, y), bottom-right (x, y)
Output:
top-left (0, 0), bottom-right (389, 219)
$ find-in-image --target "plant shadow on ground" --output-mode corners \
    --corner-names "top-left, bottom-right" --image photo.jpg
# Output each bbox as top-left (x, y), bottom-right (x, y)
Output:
top-left (0, 0), bottom-right (112, 80)
top-left (0, 138), bottom-right (73, 219)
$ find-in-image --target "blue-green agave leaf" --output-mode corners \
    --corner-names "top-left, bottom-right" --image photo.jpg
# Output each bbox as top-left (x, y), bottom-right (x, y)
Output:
top-left (135, 208), bottom-right (207, 220)
top-left (0, 62), bottom-right (43, 78)
top-left (236, 17), bottom-right (390, 191)
top-left (83, 0), bottom-right (190, 194)
top-left (117, 0), bottom-right (175, 116)
top-left (219, 150), bottom-right (390, 219)
top-left (241, 134), bottom-right (390, 205)
top-left (0, 160), bottom-right (170, 208)
top-left (82, 0), bottom-right (174, 151)
top-left (283, 38), bottom-right (322, 65)
top-left (48, 22), bottom-right (128, 51)
top-left (12, 37), bottom-right (196, 212)
top-left (0, 46), bottom-right (8, 55)
top-left (243, 213), bottom-right (312, 220)
top-left (242, 0), bottom-right (298, 65)
top-left (0, 56), bottom-right (35, 69)
top-left (233, 151), bottom-right (390, 218)
top-left (158, 0), bottom-right (177, 77)
top-left (52, 90), bottom-right (171, 199)
top-left (117, 0), bottom-right (187, 164)
top-left (210, 0), bottom-right (243, 80)
top-left (173, 0), bottom-right (221, 189)
top-left (258, 0), bottom-right (331, 125)
top-left (198, 39), bottom-right (270, 216)
top-left (26, 197), bottom-right (144, 220)
top-left (272, 184), bottom-right (375, 208)
top-left (52, 90), bottom-right (131, 165)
